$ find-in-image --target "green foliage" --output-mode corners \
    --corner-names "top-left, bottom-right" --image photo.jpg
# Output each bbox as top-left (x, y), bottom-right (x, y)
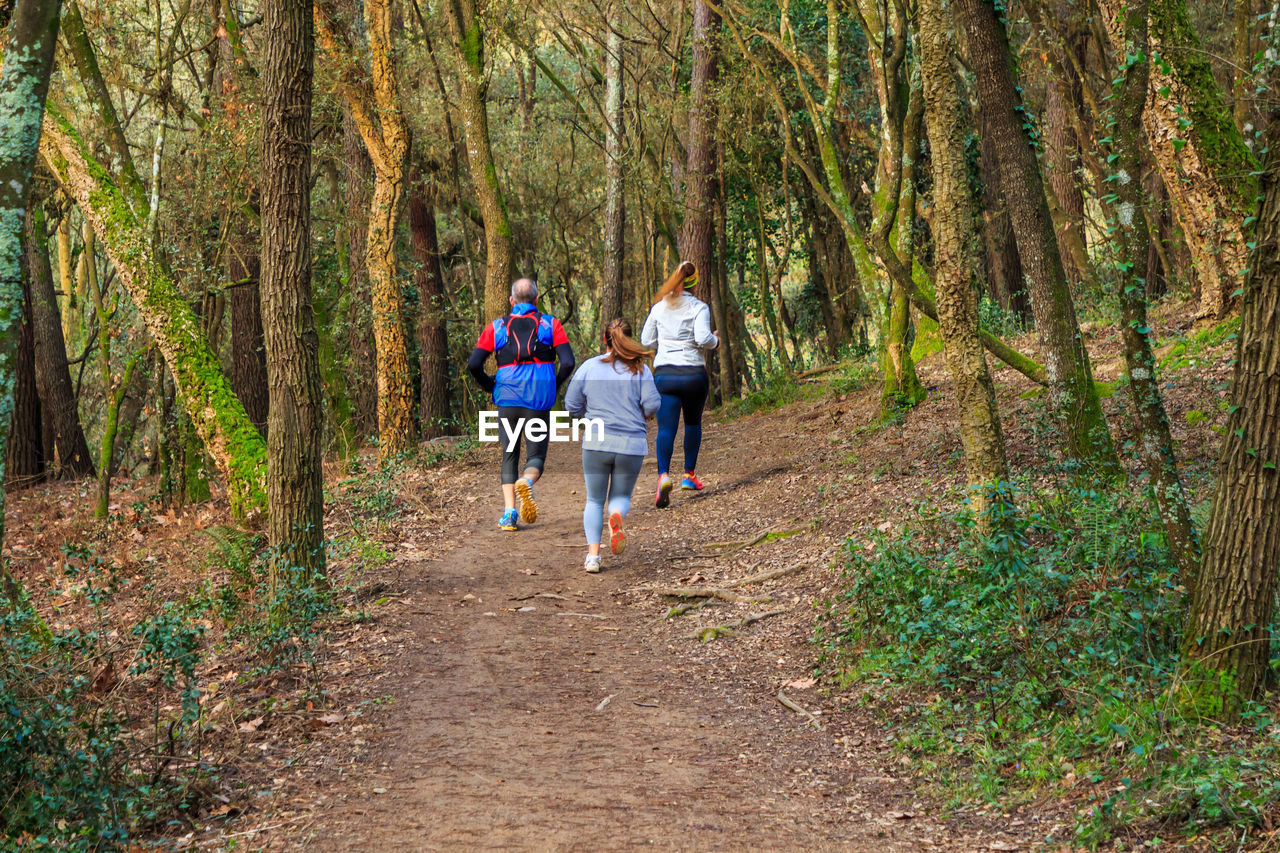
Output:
top-left (0, 546), bottom-right (213, 849)
top-left (1159, 316), bottom-right (1241, 371)
top-left (721, 369), bottom-right (813, 419)
top-left (817, 484), bottom-right (1280, 845)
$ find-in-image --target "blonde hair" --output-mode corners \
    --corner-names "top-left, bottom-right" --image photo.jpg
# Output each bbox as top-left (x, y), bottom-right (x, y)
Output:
top-left (601, 318), bottom-right (652, 374)
top-left (655, 261), bottom-right (696, 306)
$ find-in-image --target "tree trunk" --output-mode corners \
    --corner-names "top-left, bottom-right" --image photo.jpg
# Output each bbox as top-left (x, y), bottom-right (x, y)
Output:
top-left (7, 221), bottom-right (44, 487)
top-left (0, 0), bottom-right (62, 580)
top-left (1182, 93), bottom-right (1280, 710)
top-left (1096, 0), bottom-right (1256, 321)
top-left (28, 206), bottom-right (94, 477)
top-left (408, 163), bottom-right (452, 439)
top-left (1043, 0), bottom-right (1090, 295)
top-left (955, 0), bottom-right (1121, 477)
top-left (680, 0), bottom-right (721, 370)
top-left (1105, 0), bottom-right (1200, 581)
top-left (919, 0), bottom-right (1007, 517)
top-left (600, 10), bottom-right (625, 326)
top-left (229, 257), bottom-right (268, 433)
top-left (41, 117), bottom-right (268, 521)
top-left (342, 111), bottom-right (376, 439)
top-left (444, 0), bottom-right (515, 321)
top-left (263, 0), bottom-right (326, 574)
top-left (977, 110), bottom-right (1030, 320)
top-left (316, 0), bottom-right (416, 457)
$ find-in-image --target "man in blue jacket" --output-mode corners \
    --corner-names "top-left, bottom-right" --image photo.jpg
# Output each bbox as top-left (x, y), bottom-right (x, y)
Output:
top-left (468, 278), bottom-right (576, 530)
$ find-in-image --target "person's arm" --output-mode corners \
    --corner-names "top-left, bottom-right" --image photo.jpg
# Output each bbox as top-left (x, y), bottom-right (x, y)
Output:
top-left (565, 364), bottom-right (587, 418)
top-left (550, 318), bottom-right (576, 386)
top-left (693, 302), bottom-right (719, 350)
top-left (640, 367), bottom-right (661, 419)
top-left (641, 308), bottom-right (658, 348)
top-left (468, 323), bottom-right (497, 393)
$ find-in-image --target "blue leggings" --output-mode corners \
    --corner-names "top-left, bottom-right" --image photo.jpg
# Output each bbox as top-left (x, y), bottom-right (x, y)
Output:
top-left (655, 369), bottom-right (709, 475)
top-left (582, 450), bottom-right (644, 545)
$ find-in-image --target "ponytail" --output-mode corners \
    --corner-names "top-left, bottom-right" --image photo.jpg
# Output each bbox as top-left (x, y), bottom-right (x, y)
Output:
top-left (601, 318), bottom-right (652, 374)
top-left (655, 260), bottom-right (697, 306)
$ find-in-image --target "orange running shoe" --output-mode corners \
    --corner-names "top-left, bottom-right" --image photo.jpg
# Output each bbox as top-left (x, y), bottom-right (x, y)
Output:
top-left (609, 511), bottom-right (627, 555)
top-left (681, 472), bottom-right (704, 491)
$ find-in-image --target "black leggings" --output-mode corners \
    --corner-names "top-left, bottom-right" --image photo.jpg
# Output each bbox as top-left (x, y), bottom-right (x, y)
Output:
top-left (498, 406), bottom-right (550, 485)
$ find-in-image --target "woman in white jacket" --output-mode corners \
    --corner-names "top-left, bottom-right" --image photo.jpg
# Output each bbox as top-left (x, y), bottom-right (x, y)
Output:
top-left (640, 261), bottom-right (719, 507)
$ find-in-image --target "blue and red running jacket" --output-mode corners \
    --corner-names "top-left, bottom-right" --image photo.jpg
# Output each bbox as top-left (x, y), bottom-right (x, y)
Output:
top-left (468, 302), bottom-right (576, 411)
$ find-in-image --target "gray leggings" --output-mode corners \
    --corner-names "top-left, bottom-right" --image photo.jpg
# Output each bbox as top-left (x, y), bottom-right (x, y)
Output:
top-left (582, 449), bottom-right (644, 545)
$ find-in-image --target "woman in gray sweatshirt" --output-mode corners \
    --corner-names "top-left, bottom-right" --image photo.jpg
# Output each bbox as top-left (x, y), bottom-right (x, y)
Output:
top-left (564, 318), bottom-right (661, 573)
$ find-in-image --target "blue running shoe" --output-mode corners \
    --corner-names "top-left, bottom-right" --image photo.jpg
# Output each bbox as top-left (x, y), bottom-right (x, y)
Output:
top-left (498, 508), bottom-right (519, 531)
top-left (681, 471), bottom-right (705, 491)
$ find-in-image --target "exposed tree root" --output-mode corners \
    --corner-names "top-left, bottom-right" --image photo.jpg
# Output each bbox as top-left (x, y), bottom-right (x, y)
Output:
top-left (694, 608), bottom-right (787, 642)
top-left (776, 687), bottom-right (823, 730)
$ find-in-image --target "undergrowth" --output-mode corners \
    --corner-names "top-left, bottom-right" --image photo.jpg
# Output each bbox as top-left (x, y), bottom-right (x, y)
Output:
top-left (816, 483), bottom-right (1280, 848)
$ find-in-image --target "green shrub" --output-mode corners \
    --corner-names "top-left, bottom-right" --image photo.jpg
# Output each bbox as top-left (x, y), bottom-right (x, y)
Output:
top-left (817, 484), bottom-right (1280, 846)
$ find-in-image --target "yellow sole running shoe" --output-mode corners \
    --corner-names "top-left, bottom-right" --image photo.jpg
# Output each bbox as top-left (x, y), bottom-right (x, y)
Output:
top-left (609, 511), bottom-right (627, 555)
top-left (515, 478), bottom-right (538, 524)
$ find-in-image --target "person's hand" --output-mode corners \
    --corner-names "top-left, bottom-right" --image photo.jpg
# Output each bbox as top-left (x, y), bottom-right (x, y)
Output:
top-left (678, 260), bottom-right (696, 279)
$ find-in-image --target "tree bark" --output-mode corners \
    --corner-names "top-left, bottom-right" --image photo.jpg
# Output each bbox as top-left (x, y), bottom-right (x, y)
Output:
top-left (262, 0), bottom-right (326, 574)
top-left (600, 9), bottom-right (625, 326)
top-left (7, 219), bottom-right (44, 487)
top-left (215, 9), bottom-right (268, 435)
top-left (408, 162), bottom-right (452, 439)
top-left (977, 109), bottom-right (1029, 320)
top-left (229, 255), bottom-right (268, 433)
top-left (1182, 88), bottom-right (1280, 710)
top-left (0, 0), bottom-right (62, 578)
top-left (1104, 0), bottom-right (1200, 582)
top-left (27, 206), bottom-right (94, 477)
top-left (342, 111), bottom-right (376, 439)
top-left (316, 0), bottom-right (416, 457)
top-left (955, 0), bottom-right (1121, 477)
top-left (443, 0), bottom-right (515, 322)
top-left (919, 0), bottom-right (1007, 517)
top-left (1043, 0), bottom-right (1090, 295)
top-left (680, 0), bottom-right (722, 365)
top-left (1096, 0), bottom-right (1256, 321)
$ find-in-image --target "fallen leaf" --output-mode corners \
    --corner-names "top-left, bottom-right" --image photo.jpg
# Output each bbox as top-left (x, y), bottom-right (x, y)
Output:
top-left (886, 811), bottom-right (914, 820)
top-left (238, 717), bottom-right (265, 733)
top-left (785, 678), bottom-right (817, 690)
top-left (987, 844), bottom-right (1019, 851)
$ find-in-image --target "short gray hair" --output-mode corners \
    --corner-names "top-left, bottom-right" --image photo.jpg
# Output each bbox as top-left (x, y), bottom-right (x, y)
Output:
top-left (511, 278), bottom-right (538, 302)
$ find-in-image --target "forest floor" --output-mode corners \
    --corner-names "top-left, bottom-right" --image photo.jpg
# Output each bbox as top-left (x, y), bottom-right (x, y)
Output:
top-left (5, 301), bottom-right (1241, 851)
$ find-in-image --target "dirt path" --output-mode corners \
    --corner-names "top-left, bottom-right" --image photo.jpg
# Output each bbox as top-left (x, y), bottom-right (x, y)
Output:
top-left (283, 426), bottom-right (1028, 851)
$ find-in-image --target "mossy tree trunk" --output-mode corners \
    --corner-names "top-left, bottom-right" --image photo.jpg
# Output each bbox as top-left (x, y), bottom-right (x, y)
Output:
top-left (0, 0), bottom-right (63, 575)
top-left (40, 117), bottom-right (268, 522)
top-left (955, 0), bottom-right (1122, 478)
top-left (1097, 0), bottom-right (1256, 322)
top-left (262, 0), bottom-right (326, 577)
top-left (443, 0), bottom-right (515, 322)
top-left (1102, 0), bottom-right (1200, 582)
top-left (1181, 86), bottom-right (1280, 711)
top-left (918, 0), bottom-right (1008, 517)
top-left (856, 0), bottom-right (925, 416)
top-left (316, 0), bottom-right (416, 458)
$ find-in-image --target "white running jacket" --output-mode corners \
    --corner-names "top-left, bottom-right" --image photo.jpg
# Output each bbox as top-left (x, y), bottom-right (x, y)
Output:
top-left (640, 293), bottom-right (719, 369)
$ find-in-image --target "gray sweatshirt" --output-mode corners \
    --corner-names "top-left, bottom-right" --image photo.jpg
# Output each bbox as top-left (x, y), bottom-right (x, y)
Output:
top-left (564, 355), bottom-right (661, 457)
